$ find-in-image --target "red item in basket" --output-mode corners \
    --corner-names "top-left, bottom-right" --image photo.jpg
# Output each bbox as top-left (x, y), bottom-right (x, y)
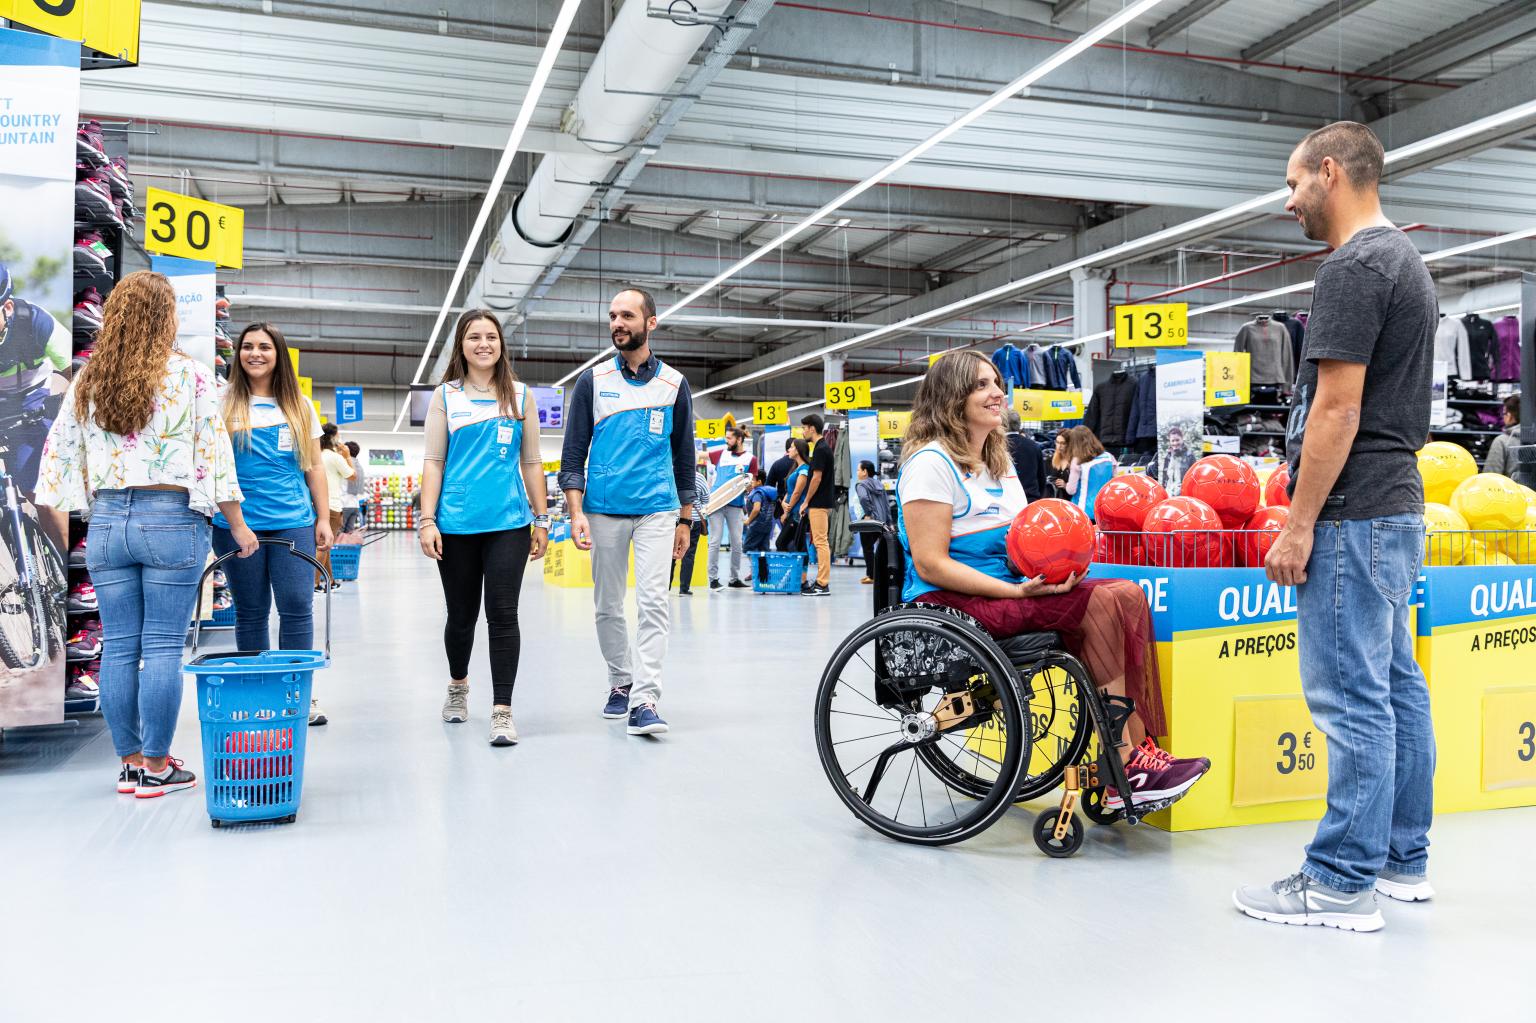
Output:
top-left (1094, 474), bottom-right (1169, 531)
top-left (1181, 455), bottom-right (1261, 529)
top-left (223, 729), bottom-right (294, 779)
top-left (1239, 506), bottom-right (1289, 567)
top-left (1095, 529), bottom-right (1144, 566)
top-left (1142, 496), bottom-right (1224, 567)
top-left (1005, 498), bottom-right (1095, 585)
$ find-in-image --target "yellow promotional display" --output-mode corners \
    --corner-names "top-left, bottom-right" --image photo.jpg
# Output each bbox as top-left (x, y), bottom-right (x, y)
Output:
top-left (1113, 302), bottom-right (1188, 348)
top-left (0, 0), bottom-right (140, 63)
top-left (1423, 503), bottom-right (1469, 566)
top-left (825, 380), bottom-right (872, 410)
top-left (144, 187), bottom-right (246, 268)
top-left (1203, 351), bottom-right (1250, 407)
top-left (752, 401), bottom-right (788, 426)
top-left (544, 536), bottom-right (707, 590)
top-left (878, 410), bottom-right (911, 440)
top-left (1013, 389), bottom-right (1083, 421)
top-left (1449, 473), bottom-right (1527, 530)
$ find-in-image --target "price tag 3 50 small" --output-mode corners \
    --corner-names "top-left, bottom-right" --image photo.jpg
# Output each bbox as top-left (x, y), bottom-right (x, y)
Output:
top-left (1232, 696), bottom-right (1328, 807)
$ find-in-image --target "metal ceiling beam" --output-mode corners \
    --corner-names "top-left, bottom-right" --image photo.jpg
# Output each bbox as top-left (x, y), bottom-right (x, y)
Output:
top-left (1050, 0), bottom-right (1092, 22)
top-left (1353, 0), bottom-right (1536, 91)
top-left (1146, 0), bottom-right (1235, 48)
top-left (850, 224), bottom-right (919, 263)
top-left (792, 222), bottom-right (846, 253)
top-left (1242, 0), bottom-right (1383, 64)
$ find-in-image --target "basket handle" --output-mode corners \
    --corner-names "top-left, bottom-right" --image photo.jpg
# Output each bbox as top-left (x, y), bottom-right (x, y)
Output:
top-left (191, 538), bottom-right (331, 660)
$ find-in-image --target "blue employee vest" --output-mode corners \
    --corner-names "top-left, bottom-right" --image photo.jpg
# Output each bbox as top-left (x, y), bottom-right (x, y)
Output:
top-left (437, 381), bottom-right (533, 535)
top-left (215, 399), bottom-right (317, 531)
top-left (1074, 453), bottom-right (1117, 521)
top-left (896, 444), bottom-right (1026, 603)
top-left (583, 356), bottom-right (683, 516)
top-left (711, 449), bottom-right (753, 508)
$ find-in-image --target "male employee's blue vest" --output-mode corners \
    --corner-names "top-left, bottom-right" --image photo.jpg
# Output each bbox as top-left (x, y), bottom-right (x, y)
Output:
top-left (215, 399), bottom-right (317, 532)
top-left (584, 356), bottom-right (683, 516)
top-left (712, 449), bottom-right (753, 508)
top-left (438, 381), bottom-right (533, 535)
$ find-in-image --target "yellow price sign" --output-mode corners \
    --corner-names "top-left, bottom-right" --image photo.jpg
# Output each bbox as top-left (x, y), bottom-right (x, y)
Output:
top-left (1205, 351), bottom-right (1250, 407)
top-left (288, 348), bottom-right (300, 374)
top-left (695, 417), bottom-right (726, 441)
top-left (297, 375), bottom-right (313, 398)
top-left (1114, 302), bottom-right (1188, 348)
top-left (878, 410), bottom-right (911, 439)
top-left (0, 0), bottom-right (141, 63)
top-left (825, 380), bottom-right (872, 410)
top-left (1482, 688), bottom-right (1536, 792)
top-left (753, 401), bottom-right (788, 426)
top-left (1231, 696), bottom-right (1329, 807)
top-left (1013, 389), bottom-right (1083, 422)
top-left (144, 187), bottom-right (245, 268)
top-left (928, 350), bottom-right (950, 366)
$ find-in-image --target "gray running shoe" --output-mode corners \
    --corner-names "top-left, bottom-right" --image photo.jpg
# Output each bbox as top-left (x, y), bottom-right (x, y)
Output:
top-left (309, 698), bottom-right (328, 727)
top-left (442, 683), bottom-right (470, 723)
top-left (1376, 869), bottom-right (1434, 902)
top-left (488, 707), bottom-right (518, 747)
top-left (1233, 872), bottom-right (1384, 932)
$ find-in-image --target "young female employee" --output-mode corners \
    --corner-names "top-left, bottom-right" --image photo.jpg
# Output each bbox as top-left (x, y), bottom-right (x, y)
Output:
top-left (215, 322), bottom-right (332, 724)
top-left (897, 351), bottom-right (1210, 811)
top-left (418, 309), bottom-right (549, 747)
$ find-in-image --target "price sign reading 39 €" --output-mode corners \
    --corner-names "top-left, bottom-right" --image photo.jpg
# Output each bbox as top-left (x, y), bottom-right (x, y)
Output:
top-left (1231, 696), bottom-right (1329, 807)
top-left (1114, 302), bottom-right (1188, 348)
top-left (753, 401), bottom-right (788, 426)
top-left (825, 380), bottom-right (872, 410)
top-left (144, 187), bottom-right (245, 268)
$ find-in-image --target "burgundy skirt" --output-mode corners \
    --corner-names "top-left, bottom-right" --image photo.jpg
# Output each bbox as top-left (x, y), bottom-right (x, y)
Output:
top-left (917, 577), bottom-right (1166, 738)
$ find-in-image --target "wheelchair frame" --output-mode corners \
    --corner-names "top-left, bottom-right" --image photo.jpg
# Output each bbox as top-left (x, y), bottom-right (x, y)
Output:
top-left (815, 521), bottom-right (1155, 857)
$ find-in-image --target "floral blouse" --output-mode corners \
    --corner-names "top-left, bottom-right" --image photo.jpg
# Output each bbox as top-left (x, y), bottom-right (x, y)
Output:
top-left (36, 353), bottom-right (242, 517)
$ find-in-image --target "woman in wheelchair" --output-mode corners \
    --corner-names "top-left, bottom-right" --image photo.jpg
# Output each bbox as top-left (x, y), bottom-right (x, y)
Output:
top-left (897, 351), bottom-right (1209, 812)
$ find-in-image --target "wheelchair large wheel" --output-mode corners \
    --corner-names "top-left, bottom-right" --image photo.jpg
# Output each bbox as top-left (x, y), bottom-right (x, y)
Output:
top-left (815, 607), bottom-right (1029, 845)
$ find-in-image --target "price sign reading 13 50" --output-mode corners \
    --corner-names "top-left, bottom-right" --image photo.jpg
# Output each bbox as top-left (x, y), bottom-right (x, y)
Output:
top-left (1114, 302), bottom-right (1188, 348)
top-left (143, 187), bottom-right (245, 268)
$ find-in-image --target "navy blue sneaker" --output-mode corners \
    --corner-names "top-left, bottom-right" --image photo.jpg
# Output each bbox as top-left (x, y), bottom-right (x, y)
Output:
top-left (602, 686), bottom-right (631, 720)
top-left (627, 704), bottom-right (669, 736)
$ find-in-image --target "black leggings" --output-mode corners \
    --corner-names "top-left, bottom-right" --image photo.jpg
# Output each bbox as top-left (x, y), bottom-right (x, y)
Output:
top-left (436, 527), bottom-right (531, 705)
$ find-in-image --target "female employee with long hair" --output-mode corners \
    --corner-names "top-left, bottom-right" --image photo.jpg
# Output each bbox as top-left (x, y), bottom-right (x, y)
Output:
top-left (896, 351), bottom-right (1210, 811)
top-left (35, 271), bottom-right (258, 799)
top-left (418, 309), bottom-right (549, 747)
top-left (216, 322), bottom-right (332, 724)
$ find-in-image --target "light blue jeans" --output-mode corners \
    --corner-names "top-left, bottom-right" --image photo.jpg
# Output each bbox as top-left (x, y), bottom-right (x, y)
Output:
top-left (212, 524), bottom-right (315, 652)
top-left (87, 489), bottom-right (211, 759)
top-left (1297, 514), bottom-right (1435, 892)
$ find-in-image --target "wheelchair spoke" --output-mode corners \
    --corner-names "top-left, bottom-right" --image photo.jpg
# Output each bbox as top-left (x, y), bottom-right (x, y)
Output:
top-left (832, 728), bottom-right (905, 746)
top-left (829, 708), bottom-right (904, 724)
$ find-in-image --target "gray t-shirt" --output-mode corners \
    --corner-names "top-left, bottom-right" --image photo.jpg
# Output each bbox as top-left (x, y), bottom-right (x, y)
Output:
top-left (1286, 226), bottom-right (1435, 519)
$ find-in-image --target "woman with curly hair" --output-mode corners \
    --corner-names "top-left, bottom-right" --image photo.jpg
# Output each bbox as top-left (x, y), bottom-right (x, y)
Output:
top-left (895, 351), bottom-right (1210, 811)
top-left (35, 271), bottom-right (259, 800)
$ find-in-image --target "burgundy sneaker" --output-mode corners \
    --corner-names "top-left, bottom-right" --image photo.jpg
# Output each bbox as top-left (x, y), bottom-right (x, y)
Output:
top-left (1104, 743), bottom-right (1209, 811)
top-left (1138, 737), bottom-right (1211, 772)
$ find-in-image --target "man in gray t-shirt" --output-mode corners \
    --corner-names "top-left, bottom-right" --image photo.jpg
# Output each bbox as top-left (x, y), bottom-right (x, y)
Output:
top-left (1235, 122), bottom-right (1437, 932)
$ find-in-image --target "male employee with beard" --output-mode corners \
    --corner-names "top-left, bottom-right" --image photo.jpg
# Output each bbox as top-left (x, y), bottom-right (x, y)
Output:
top-left (560, 288), bottom-right (695, 737)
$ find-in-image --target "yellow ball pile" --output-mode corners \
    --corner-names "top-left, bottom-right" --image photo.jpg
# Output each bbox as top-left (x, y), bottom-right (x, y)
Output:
top-left (1416, 441), bottom-right (1478, 504)
top-left (1423, 502), bottom-right (1469, 566)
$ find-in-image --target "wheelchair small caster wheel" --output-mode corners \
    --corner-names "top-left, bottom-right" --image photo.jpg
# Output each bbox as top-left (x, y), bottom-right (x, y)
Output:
top-left (1081, 786), bottom-right (1120, 826)
top-left (1033, 809), bottom-right (1084, 858)
top-left (211, 819), bottom-right (223, 829)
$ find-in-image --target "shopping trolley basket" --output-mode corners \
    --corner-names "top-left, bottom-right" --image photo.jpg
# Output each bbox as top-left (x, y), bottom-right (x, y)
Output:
top-left (328, 529), bottom-right (387, 581)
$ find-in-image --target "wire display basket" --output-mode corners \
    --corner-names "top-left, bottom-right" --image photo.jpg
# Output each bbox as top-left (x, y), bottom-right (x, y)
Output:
top-left (1095, 527), bottom-right (1536, 569)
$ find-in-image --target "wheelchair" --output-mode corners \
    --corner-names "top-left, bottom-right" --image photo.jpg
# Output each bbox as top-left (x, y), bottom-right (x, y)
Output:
top-left (814, 522), bottom-right (1160, 857)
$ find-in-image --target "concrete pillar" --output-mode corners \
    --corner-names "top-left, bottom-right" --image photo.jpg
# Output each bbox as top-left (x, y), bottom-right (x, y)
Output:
top-left (822, 354), bottom-right (845, 401)
top-left (1070, 267), bottom-right (1112, 395)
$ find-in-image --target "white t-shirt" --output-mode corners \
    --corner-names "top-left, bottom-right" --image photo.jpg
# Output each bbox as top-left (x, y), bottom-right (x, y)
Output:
top-left (321, 448), bottom-right (355, 513)
top-left (896, 441), bottom-right (1027, 601)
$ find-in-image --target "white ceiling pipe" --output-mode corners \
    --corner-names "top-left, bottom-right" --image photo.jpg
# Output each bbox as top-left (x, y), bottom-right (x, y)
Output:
top-left (465, 0), bottom-right (732, 311)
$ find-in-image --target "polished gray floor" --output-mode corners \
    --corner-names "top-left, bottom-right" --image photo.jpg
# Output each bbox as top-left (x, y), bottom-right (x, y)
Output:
top-left (3, 534), bottom-right (1532, 1020)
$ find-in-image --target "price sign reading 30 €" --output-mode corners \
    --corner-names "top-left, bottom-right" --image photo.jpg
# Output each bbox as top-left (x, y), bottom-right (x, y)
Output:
top-left (1232, 696), bottom-right (1329, 807)
top-left (825, 380), bottom-right (872, 410)
top-left (753, 401), bottom-right (788, 426)
top-left (144, 187), bottom-right (245, 268)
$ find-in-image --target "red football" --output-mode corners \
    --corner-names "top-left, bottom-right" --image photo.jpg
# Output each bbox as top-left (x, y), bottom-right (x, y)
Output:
top-left (1264, 464), bottom-right (1291, 508)
top-left (1142, 496), bottom-right (1224, 567)
top-left (1094, 473), bottom-right (1169, 531)
top-left (1181, 455), bottom-right (1261, 529)
top-left (1239, 506), bottom-right (1289, 567)
top-left (1006, 498), bottom-right (1096, 584)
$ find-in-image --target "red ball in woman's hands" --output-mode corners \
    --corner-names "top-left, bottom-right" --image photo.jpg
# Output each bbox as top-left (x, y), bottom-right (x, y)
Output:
top-left (1007, 498), bottom-right (1096, 585)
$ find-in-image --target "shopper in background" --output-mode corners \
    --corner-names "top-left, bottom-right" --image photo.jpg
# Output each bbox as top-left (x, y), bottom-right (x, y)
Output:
top-left (777, 438), bottom-right (810, 548)
top-left (707, 426), bottom-right (755, 590)
top-left (799, 413), bottom-right (835, 596)
top-left (1063, 425), bottom-right (1117, 520)
top-left (672, 452), bottom-right (709, 596)
top-left (897, 351), bottom-right (1207, 812)
top-left (418, 309), bottom-right (548, 747)
top-left (217, 322), bottom-right (333, 725)
top-left (766, 437), bottom-right (794, 520)
top-left (1048, 430), bottom-right (1071, 497)
top-left (34, 271), bottom-right (258, 799)
top-left (1483, 395), bottom-right (1521, 477)
top-left (1236, 121), bottom-right (1437, 932)
top-left (341, 440), bottom-right (365, 533)
top-left (853, 459), bottom-right (890, 584)
top-left (560, 287), bottom-right (694, 737)
top-left (1005, 409), bottom-right (1048, 501)
top-left (316, 423), bottom-right (354, 591)
top-left (741, 469), bottom-right (776, 578)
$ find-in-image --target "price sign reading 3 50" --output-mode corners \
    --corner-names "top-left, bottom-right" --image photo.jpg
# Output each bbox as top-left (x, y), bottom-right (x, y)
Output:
top-left (143, 187), bottom-right (245, 268)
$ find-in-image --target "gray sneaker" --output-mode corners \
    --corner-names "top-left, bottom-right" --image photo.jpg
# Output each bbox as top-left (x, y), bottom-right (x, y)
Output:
top-left (1233, 872), bottom-right (1384, 932)
top-left (488, 707), bottom-right (518, 747)
top-left (1376, 869), bottom-right (1434, 902)
top-left (442, 682), bottom-right (470, 723)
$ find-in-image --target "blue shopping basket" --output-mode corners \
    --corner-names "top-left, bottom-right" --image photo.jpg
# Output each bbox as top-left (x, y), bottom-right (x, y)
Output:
top-left (753, 552), bottom-right (808, 594)
top-left (327, 530), bottom-right (386, 581)
top-left (186, 539), bottom-right (332, 828)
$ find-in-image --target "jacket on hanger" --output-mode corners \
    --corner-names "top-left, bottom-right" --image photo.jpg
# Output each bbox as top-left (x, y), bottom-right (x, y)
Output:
top-left (991, 344), bottom-right (1031, 390)
top-left (1044, 346), bottom-right (1081, 390)
top-left (1125, 367), bottom-right (1158, 444)
top-left (1493, 315), bottom-right (1522, 383)
top-left (1234, 315), bottom-right (1296, 386)
top-left (1023, 345), bottom-right (1048, 389)
top-left (1083, 371), bottom-right (1137, 447)
top-left (1434, 315), bottom-right (1472, 377)
top-left (1273, 312), bottom-right (1305, 373)
top-left (1462, 314), bottom-right (1496, 380)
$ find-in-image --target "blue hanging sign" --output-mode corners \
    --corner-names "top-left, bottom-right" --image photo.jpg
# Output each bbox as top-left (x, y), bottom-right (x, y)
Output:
top-left (336, 386), bottom-right (364, 425)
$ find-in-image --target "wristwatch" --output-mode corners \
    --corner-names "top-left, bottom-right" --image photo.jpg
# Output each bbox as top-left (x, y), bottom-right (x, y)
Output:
top-left (532, 514), bottom-right (551, 529)
top-left (677, 517), bottom-right (692, 528)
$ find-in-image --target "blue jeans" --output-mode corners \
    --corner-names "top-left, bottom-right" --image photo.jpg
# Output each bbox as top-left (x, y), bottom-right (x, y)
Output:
top-left (212, 524), bottom-right (316, 652)
top-left (87, 489), bottom-right (211, 759)
top-left (1297, 514), bottom-right (1435, 892)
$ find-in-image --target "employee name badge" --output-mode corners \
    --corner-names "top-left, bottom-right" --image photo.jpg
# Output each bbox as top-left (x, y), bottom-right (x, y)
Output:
top-left (276, 425), bottom-right (293, 452)
top-left (497, 423), bottom-right (514, 446)
top-left (648, 409), bottom-right (665, 435)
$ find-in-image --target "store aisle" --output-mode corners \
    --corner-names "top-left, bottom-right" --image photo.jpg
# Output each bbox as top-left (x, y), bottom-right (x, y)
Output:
top-left (2, 533), bottom-right (1533, 1020)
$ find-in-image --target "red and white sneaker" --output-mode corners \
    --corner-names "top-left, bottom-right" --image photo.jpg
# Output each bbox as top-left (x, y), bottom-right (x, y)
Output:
top-left (136, 757), bottom-right (197, 798)
top-left (117, 762), bottom-right (141, 794)
top-left (1104, 741), bottom-right (1210, 811)
top-left (66, 662), bottom-right (100, 700)
top-left (67, 581), bottom-right (98, 613)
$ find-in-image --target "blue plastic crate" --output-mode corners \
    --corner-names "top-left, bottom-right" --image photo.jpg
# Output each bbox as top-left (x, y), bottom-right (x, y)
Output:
top-left (186, 650), bottom-right (326, 826)
top-left (211, 603), bottom-right (237, 626)
top-left (329, 543), bottom-right (361, 580)
top-left (753, 552), bottom-right (808, 594)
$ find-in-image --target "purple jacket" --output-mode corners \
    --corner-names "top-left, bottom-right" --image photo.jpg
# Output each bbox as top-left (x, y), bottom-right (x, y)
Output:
top-left (1493, 316), bottom-right (1522, 383)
